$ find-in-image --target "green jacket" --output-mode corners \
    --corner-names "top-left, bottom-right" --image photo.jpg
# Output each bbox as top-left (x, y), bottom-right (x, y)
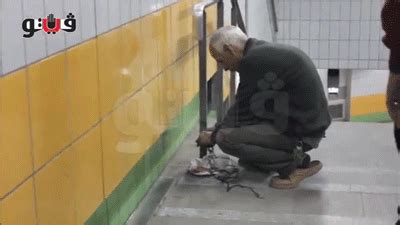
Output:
top-left (213, 38), bottom-right (331, 140)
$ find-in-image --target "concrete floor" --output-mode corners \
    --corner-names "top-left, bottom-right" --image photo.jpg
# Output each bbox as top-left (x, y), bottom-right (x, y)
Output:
top-left (126, 122), bottom-right (400, 225)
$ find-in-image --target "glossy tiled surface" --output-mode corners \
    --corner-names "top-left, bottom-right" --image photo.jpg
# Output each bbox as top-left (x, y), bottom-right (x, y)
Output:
top-left (101, 94), bottom-right (148, 196)
top-left (120, 21), bottom-right (143, 95)
top-left (140, 13), bottom-right (160, 84)
top-left (28, 53), bottom-right (72, 169)
top-left (129, 122), bottom-right (400, 225)
top-left (97, 29), bottom-right (123, 117)
top-left (67, 40), bottom-right (100, 139)
top-left (0, 70), bottom-right (33, 198)
top-left (72, 126), bottom-right (104, 225)
top-left (0, 2), bottom-right (211, 225)
top-left (0, 179), bottom-right (37, 225)
top-left (35, 147), bottom-right (76, 225)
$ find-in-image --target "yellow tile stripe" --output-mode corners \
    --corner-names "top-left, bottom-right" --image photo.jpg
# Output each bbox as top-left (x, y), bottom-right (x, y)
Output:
top-left (350, 94), bottom-right (387, 116)
top-left (0, 1), bottom-right (224, 224)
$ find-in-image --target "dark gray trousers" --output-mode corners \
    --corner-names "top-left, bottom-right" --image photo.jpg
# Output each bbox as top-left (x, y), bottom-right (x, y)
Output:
top-left (215, 123), bottom-right (321, 172)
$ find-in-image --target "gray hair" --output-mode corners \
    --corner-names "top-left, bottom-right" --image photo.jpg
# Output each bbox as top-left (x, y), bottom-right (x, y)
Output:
top-left (209, 26), bottom-right (248, 53)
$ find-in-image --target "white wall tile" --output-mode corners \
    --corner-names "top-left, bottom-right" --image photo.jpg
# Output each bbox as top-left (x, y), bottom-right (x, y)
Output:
top-left (310, 21), bottom-right (319, 39)
top-left (339, 21), bottom-right (350, 40)
top-left (95, 0), bottom-right (109, 35)
top-left (300, 40), bottom-right (310, 55)
top-left (339, 60), bottom-right (349, 68)
top-left (300, 0), bottom-right (310, 20)
top-left (348, 60), bottom-right (359, 68)
top-left (319, 60), bottom-right (329, 68)
top-left (360, 0), bottom-right (371, 21)
top-left (309, 41), bottom-right (319, 59)
top-left (378, 60), bottom-right (388, 70)
top-left (22, 0), bottom-right (47, 65)
top-left (339, 41), bottom-right (349, 59)
top-left (283, 21), bottom-right (290, 39)
top-left (64, 0), bottom-right (82, 48)
top-left (120, 0), bottom-right (132, 24)
top-left (109, 0), bottom-right (120, 29)
top-left (157, 0), bottom-right (165, 9)
top-left (290, 21), bottom-right (300, 39)
top-left (360, 21), bottom-right (370, 40)
top-left (329, 40), bottom-right (339, 59)
top-left (320, 21), bottom-right (330, 40)
top-left (80, 0), bottom-right (96, 40)
top-left (300, 21), bottom-right (309, 39)
top-left (368, 60), bottom-right (379, 69)
top-left (276, 0), bottom-right (284, 19)
top-left (340, 1), bottom-right (351, 21)
top-left (358, 60), bottom-right (369, 69)
top-left (379, 42), bottom-right (390, 60)
top-left (320, 0), bottom-right (330, 20)
top-left (284, 0), bottom-right (290, 20)
top-left (350, 40), bottom-right (360, 59)
top-left (141, 0), bottom-right (150, 16)
top-left (359, 40), bottom-right (369, 60)
top-left (2, 0), bottom-right (26, 74)
top-left (289, 40), bottom-right (299, 48)
top-left (329, 60), bottom-right (338, 68)
top-left (310, 0), bottom-right (320, 20)
top-left (369, 21), bottom-right (381, 40)
top-left (330, 0), bottom-right (340, 20)
top-left (370, 0), bottom-right (382, 20)
top-left (313, 60), bottom-right (320, 67)
top-left (350, 0), bottom-right (361, 21)
top-left (350, 21), bottom-right (360, 40)
top-left (330, 21), bottom-right (339, 40)
top-left (319, 40), bottom-right (329, 59)
top-left (277, 21), bottom-right (284, 40)
top-left (290, 1), bottom-right (300, 20)
top-left (44, 0), bottom-right (66, 55)
top-left (369, 42), bottom-right (380, 60)
top-left (132, 0), bottom-right (141, 19)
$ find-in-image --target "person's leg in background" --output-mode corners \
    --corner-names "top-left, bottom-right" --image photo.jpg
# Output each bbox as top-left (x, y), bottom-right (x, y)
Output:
top-left (386, 72), bottom-right (400, 151)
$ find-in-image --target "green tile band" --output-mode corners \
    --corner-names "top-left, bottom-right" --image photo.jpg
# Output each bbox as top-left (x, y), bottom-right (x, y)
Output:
top-left (85, 94), bottom-right (199, 225)
top-left (350, 112), bottom-right (392, 123)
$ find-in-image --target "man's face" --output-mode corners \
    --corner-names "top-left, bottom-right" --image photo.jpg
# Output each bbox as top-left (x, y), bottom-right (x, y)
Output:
top-left (209, 45), bottom-right (239, 72)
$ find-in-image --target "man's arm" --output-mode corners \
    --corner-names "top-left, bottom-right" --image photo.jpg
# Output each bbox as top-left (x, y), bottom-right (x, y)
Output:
top-left (210, 100), bottom-right (239, 143)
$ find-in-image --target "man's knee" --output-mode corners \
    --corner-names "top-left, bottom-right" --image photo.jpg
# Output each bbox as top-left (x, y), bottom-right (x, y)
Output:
top-left (215, 129), bottom-right (238, 155)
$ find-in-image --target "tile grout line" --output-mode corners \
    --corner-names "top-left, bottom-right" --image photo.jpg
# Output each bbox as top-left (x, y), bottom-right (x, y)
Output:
top-left (0, 42), bottom-right (199, 202)
top-left (19, 0), bottom-right (40, 224)
top-left (92, 0), bottom-right (108, 218)
top-left (0, 0), bottom-right (183, 78)
top-left (0, 118), bottom-right (100, 202)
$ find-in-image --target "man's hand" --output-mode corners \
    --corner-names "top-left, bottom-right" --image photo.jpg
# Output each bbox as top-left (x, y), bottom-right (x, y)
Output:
top-left (196, 131), bottom-right (215, 147)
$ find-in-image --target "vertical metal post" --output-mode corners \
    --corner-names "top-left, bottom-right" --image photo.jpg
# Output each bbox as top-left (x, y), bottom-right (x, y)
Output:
top-left (199, 12), bottom-right (208, 158)
top-left (344, 70), bottom-right (352, 121)
top-left (230, 0), bottom-right (238, 107)
top-left (215, 1), bottom-right (224, 122)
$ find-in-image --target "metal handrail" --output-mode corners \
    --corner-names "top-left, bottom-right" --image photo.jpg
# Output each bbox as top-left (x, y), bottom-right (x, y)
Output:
top-left (194, 0), bottom-right (246, 158)
top-left (270, 0), bottom-right (278, 32)
top-left (193, 0), bottom-right (224, 158)
top-left (231, 0), bottom-right (246, 33)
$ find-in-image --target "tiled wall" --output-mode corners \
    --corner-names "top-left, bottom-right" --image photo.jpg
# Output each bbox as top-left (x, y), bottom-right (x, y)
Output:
top-left (275, 0), bottom-right (390, 70)
top-left (350, 69), bottom-right (388, 117)
top-left (0, 0), bottom-right (179, 76)
top-left (0, 0), bottom-right (226, 225)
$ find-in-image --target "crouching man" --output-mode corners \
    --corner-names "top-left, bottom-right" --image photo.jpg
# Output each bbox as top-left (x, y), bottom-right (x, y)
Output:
top-left (196, 26), bottom-right (332, 189)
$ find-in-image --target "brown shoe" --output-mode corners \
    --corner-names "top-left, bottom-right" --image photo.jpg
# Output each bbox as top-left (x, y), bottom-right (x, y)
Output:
top-left (269, 161), bottom-right (323, 189)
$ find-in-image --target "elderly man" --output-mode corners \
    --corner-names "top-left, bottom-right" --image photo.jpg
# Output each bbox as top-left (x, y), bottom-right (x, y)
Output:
top-left (196, 26), bottom-right (331, 189)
